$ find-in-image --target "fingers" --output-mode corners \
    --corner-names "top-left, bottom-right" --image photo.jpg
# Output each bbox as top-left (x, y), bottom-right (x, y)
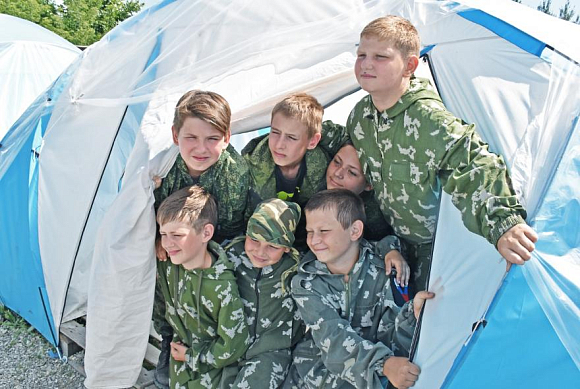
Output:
top-left (498, 224), bottom-right (538, 266)
top-left (401, 263), bottom-right (410, 287)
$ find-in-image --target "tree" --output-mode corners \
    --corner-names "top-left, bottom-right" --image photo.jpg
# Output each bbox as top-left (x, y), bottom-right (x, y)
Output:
top-left (558, 0), bottom-right (580, 23)
top-left (0, 0), bottom-right (142, 46)
top-left (537, 0), bottom-right (554, 15)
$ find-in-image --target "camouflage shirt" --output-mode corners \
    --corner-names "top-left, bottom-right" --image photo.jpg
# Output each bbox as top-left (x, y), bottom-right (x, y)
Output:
top-left (157, 241), bottom-right (250, 389)
top-left (285, 239), bottom-right (416, 389)
top-left (347, 77), bottom-right (526, 246)
top-left (154, 144), bottom-right (250, 241)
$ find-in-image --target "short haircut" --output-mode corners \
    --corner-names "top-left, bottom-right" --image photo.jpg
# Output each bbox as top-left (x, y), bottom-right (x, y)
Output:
top-left (360, 15), bottom-right (420, 58)
top-left (173, 90), bottom-right (231, 137)
top-left (271, 93), bottom-right (324, 139)
top-left (157, 186), bottom-right (218, 233)
top-left (305, 189), bottom-right (366, 230)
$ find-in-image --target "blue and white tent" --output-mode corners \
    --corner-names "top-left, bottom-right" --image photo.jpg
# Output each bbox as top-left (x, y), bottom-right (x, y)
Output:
top-left (0, 14), bottom-right (80, 139)
top-left (0, 0), bottom-right (578, 387)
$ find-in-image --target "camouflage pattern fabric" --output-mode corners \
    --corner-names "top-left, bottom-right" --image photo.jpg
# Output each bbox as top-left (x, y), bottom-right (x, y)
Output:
top-left (283, 239), bottom-right (416, 389)
top-left (246, 199), bottom-right (301, 251)
top-left (242, 133), bottom-right (330, 251)
top-left (153, 143), bottom-right (251, 337)
top-left (222, 239), bottom-right (305, 389)
top-left (346, 77), bottom-right (526, 248)
top-left (156, 241), bottom-right (250, 389)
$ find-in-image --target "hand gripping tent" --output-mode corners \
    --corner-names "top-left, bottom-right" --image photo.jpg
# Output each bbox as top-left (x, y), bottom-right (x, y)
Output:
top-left (0, 14), bottom-right (80, 139)
top-left (0, 0), bottom-right (578, 387)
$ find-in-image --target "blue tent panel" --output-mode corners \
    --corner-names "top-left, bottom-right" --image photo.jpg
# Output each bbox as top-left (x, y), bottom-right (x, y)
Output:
top-left (443, 265), bottom-right (580, 389)
top-left (0, 124), bottom-right (58, 346)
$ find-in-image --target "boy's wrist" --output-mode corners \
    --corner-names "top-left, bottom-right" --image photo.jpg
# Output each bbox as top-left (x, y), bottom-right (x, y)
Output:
top-left (489, 215), bottom-right (526, 247)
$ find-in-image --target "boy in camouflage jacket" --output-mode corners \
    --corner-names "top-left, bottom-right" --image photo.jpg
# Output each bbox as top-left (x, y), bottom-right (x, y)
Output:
top-left (156, 186), bottom-right (249, 389)
top-left (242, 93), bottom-right (329, 250)
top-left (153, 90), bottom-right (251, 388)
top-left (284, 189), bottom-right (434, 389)
top-left (222, 199), bottom-right (304, 388)
top-left (325, 16), bottom-right (537, 291)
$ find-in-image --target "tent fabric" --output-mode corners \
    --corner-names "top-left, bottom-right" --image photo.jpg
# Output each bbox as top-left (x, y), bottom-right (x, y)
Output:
top-left (0, 0), bottom-right (578, 388)
top-left (0, 13), bottom-right (80, 139)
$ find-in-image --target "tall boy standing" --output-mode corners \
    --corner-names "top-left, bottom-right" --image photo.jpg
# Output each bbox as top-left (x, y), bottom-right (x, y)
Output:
top-left (346, 16), bottom-right (537, 289)
top-left (156, 186), bottom-right (249, 389)
top-left (153, 90), bottom-right (251, 388)
top-left (284, 189), bottom-right (434, 389)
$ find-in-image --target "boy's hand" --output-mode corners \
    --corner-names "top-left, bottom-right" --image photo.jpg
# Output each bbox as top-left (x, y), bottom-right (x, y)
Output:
top-left (385, 250), bottom-right (410, 287)
top-left (497, 224), bottom-right (538, 271)
top-left (156, 238), bottom-right (168, 261)
top-left (413, 291), bottom-right (435, 320)
top-left (152, 175), bottom-right (162, 189)
top-left (383, 356), bottom-right (420, 389)
top-left (170, 341), bottom-right (187, 362)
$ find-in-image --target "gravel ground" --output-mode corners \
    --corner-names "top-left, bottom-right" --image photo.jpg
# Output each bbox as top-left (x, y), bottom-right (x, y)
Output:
top-left (0, 323), bottom-right (86, 389)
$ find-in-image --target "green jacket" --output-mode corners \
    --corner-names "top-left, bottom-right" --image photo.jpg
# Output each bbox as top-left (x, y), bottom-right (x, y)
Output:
top-left (346, 77), bottom-right (526, 246)
top-left (154, 144), bottom-right (250, 241)
top-left (286, 238), bottom-right (416, 389)
top-left (157, 241), bottom-right (250, 388)
top-left (225, 239), bottom-right (303, 359)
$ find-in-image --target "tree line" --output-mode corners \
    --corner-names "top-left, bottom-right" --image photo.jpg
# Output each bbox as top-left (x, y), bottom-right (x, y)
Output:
top-left (0, 0), bottom-right (142, 46)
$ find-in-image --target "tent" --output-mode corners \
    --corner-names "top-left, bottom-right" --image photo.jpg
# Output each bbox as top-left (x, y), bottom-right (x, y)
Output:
top-left (0, 0), bottom-right (578, 387)
top-left (0, 13), bottom-right (80, 139)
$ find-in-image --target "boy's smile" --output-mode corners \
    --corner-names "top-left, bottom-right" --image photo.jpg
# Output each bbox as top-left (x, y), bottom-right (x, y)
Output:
top-left (172, 117), bottom-right (230, 178)
top-left (160, 220), bottom-right (212, 270)
top-left (244, 236), bottom-right (289, 268)
top-left (305, 208), bottom-right (362, 275)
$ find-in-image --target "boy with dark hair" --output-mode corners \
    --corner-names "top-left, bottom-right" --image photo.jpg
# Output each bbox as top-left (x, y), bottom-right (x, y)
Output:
top-left (156, 186), bottom-right (249, 388)
top-left (284, 189), bottom-right (434, 389)
top-left (152, 90), bottom-right (251, 388)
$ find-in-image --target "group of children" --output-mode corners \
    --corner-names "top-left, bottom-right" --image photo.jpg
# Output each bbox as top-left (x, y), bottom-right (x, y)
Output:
top-left (150, 15), bottom-right (537, 389)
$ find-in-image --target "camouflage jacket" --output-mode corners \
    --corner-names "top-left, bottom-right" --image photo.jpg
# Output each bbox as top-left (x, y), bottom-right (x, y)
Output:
top-left (154, 144), bottom-right (250, 241)
top-left (287, 239), bottom-right (416, 389)
top-left (347, 77), bottom-right (526, 246)
top-left (224, 240), bottom-right (304, 359)
top-left (157, 241), bottom-right (250, 388)
top-left (242, 133), bottom-right (329, 209)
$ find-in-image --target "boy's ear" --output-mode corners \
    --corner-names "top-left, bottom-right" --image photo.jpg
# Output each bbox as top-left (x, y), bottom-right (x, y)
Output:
top-left (307, 132), bottom-right (322, 150)
top-left (283, 247), bottom-right (291, 253)
top-left (223, 130), bottom-right (231, 148)
top-left (201, 223), bottom-right (215, 243)
top-left (349, 220), bottom-right (364, 241)
top-left (404, 55), bottom-right (419, 77)
top-left (171, 126), bottom-right (180, 145)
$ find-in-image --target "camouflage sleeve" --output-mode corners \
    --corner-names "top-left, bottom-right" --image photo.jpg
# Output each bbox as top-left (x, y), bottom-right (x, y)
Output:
top-left (317, 120), bottom-right (350, 157)
top-left (373, 235), bottom-right (402, 260)
top-left (428, 104), bottom-right (527, 246)
top-left (186, 279), bottom-right (249, 370)
top-left (376, 300), bottom-right (416, 359)
top-left (291, 274), bottom-right (392, 388)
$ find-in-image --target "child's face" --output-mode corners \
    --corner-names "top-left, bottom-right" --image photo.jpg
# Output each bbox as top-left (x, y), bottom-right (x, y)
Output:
top-left (172, 117), bottom-right (230, 177)
top-left (355, 35), bottom-right (410, 98)
top-left (269, 113), bottom-right (321, 173)
top-left (305, 208), bottom-right (359, 268)
top-left (326, 145), bottom-right (370, 195)
top-left (244, 236), bottom-right (290, 268)
top-left (160, 220), bottom-right (212, 269)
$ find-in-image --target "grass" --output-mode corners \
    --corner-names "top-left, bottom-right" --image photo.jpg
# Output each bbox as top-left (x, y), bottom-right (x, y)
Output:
top-left (0, 303), bottom-right (37, 346)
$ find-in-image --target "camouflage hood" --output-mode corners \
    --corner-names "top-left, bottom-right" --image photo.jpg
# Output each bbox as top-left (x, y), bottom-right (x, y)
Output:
top-left (246, 198), bottom-right (301, 249)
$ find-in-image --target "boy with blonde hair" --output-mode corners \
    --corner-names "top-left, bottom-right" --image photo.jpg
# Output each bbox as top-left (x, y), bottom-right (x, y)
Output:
top-left (156, 186), bottom-right (249, 389)
top-left (328, 15), bottom-right (537, 291)
top-left (284, 189), bottom-right (434, 389)
top-left (152, 90), bottom-right (251, 388)
top-left (242, 93), bottom-right (329, 248)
